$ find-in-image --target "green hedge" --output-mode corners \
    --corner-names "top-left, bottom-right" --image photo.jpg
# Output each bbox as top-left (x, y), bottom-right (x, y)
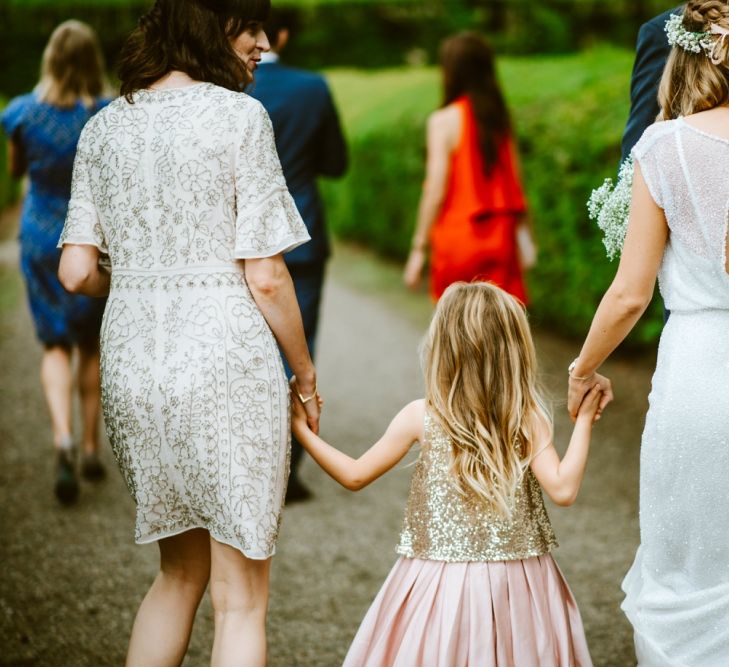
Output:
top-left (322, 46), bottom-right (665, 343)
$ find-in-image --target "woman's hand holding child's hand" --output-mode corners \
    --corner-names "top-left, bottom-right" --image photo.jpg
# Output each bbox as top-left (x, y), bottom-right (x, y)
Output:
top-left (568, 372), bottom-right (613, 422)
top-left (290, 376), bottom-right (323, 440)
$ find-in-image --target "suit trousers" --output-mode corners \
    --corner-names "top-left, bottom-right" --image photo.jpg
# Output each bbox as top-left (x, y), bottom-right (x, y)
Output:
top-left (281, 261), bottom-right (326, 482)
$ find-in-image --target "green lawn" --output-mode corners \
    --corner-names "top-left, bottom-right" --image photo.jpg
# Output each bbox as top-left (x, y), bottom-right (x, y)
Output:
top-left (326, 45), bottom-right (634, 135)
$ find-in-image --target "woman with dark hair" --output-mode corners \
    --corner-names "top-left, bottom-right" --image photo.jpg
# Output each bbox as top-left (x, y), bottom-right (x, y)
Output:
top-left (403, 32), bottom-right (536, 302)
top-left (1, 20), bottom-right (110, 504)
top-left (57, 0), bottom-right (319, 663)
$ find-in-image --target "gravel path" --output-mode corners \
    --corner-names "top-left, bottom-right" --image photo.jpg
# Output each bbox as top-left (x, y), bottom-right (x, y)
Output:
top-left (0, 241), bottom-right (653, 666)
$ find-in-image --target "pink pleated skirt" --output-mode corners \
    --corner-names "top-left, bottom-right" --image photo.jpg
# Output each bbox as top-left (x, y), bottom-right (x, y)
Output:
top-left (342, 555), bottom-right (592, 667)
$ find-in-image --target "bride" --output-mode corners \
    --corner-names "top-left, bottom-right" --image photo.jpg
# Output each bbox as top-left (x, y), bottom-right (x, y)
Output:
top-left (567, 1), bottom-right (729, 664)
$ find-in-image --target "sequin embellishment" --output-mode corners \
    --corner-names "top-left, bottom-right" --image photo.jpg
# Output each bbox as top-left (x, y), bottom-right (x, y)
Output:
top-left (397, 412), bottom-right (558, 562)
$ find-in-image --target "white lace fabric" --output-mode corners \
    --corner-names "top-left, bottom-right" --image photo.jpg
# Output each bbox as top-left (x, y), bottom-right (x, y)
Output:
top-left (623, 120), bottom-right (729, 665)
top-left (59, 83), bottom-right (310, 557)
top-left (633, 119), bottom-right (729, 311)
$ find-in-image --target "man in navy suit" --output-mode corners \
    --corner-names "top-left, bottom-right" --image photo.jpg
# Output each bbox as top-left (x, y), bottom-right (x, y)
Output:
top-left (621, 6), bottom-right (683, 162)
top-left (250, 11), bottom-right (348, 501)
top-left (621, 6), bottom-right (682, 320)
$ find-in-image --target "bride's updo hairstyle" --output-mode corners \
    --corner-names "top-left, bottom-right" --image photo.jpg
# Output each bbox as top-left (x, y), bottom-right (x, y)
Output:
top-left (118, 0), bottom-right (270, 101)
top-left (659, 0), bottom-right (729, 119)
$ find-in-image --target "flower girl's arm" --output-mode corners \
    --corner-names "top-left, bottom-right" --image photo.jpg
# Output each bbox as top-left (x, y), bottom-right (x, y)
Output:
top-left (291, 398), bottom-right (424, 491)
top-left (529, 385), bottom-right (601, 506)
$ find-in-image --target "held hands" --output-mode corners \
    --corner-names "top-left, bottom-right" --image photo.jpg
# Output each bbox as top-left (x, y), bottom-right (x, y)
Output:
top-left (568, 372), bottom-right (613, 422)
top-left (575, 384), bottom-right (603, 423)
top-left (290, 376), bottom-right (323, 439)
top-left (403, 247), bottom-right (426, 290)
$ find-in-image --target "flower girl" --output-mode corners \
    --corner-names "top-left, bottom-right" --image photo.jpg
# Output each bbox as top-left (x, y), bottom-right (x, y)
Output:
top-left (291, 281), bottom-right (598, 666)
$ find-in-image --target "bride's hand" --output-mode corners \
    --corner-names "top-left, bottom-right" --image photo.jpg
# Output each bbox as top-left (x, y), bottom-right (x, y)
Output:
top-left (568, 372), bottom-right (613, 421)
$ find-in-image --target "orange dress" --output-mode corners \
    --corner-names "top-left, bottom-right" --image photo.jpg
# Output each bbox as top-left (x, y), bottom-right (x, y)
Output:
top-left (429, 96), bottom-right (528, 302)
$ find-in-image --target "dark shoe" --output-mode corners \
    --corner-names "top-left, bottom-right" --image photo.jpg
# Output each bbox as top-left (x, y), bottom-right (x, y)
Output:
top-left (81, 452), bottom-right (106, 482)
top-left (55, 448), bottom-right (79, 505)
top-left (285, 477), bottom-right (312, 504)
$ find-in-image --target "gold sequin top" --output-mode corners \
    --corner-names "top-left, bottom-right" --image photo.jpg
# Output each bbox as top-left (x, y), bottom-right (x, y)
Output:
top-left (396, 412), bottom-right (558, 562)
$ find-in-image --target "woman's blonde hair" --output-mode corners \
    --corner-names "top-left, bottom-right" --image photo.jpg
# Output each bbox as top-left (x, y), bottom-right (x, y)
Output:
top-left (421, 282), bottom-right (551, 518)
top-left (659, 1), bottom-right (729, 119)
top-left (37, 20), bottom-right (107, 109)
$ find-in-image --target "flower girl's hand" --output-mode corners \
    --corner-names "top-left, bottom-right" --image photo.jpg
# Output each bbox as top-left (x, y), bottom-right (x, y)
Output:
top-left (576, 384), bottom-right (602, 423)
top-left (290, 387), bottom-right (310, 438)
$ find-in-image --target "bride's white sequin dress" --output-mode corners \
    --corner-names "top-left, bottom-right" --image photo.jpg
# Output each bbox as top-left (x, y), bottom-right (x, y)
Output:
top-left (59, 83), bottom-right (309, 558)
top-left (623, 118), bottom-right (729, 665)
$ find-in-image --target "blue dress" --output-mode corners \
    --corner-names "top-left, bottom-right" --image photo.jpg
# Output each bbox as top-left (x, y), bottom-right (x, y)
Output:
top-left (1, 93), bottom-right (108, 346)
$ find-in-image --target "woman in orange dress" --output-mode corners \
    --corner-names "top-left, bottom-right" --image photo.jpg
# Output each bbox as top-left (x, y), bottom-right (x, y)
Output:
top-left (404, 32), bottom-right (535, 302)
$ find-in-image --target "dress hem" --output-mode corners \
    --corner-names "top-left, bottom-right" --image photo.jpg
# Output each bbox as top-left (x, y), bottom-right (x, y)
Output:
top-left (135, 525), bottom-right (277, 560)
top-left (395, 542), bottom-right (557, 563)
top-left (234, 234), bottom-right (311, 260)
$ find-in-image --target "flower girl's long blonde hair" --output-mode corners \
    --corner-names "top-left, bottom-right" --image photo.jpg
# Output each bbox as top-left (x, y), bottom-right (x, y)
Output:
top-left (422, 282), bottom-right (551, 518)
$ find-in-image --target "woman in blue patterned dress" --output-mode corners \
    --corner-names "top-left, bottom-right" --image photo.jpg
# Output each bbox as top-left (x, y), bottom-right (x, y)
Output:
top-left (1, 20), bottom-right (110, 504)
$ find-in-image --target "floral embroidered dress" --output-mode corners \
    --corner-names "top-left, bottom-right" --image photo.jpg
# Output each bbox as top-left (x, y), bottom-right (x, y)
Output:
top-left (59, 83), bottom-right (310, 558)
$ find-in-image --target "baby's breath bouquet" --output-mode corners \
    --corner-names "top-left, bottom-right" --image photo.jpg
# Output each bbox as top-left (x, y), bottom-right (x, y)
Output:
top-left (587, 157), bottom-right (633, 260)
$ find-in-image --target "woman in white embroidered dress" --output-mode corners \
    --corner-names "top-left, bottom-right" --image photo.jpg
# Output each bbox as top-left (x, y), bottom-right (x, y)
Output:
top-left (57, 0), bottom-right (320, 664)
top-left (568, 2), bottom-right (729, 664)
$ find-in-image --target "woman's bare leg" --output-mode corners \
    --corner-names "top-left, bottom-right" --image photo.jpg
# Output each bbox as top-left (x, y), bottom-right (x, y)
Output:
top-left (40, 345), bottom-right (73, 448)
top-left (77, 341), bottom-right (102, 456)
top-left (126, 529), bottom-right (211, 667)
top-left (209, 539), bottom-right (271, 667)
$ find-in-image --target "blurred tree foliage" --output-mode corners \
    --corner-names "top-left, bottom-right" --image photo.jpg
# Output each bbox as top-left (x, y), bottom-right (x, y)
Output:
top-left (0, 0), bottom-right (677, 95)
top-left (321, 47), bottom-right (665, 343)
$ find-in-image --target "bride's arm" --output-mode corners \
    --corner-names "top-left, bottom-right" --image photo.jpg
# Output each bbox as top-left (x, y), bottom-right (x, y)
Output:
top-left (568, 163), bottom-right (668, 419)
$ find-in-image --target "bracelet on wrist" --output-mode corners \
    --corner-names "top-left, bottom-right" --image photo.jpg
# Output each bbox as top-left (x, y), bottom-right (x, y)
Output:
top-left (296, 383), bottom-right (318, 404)
top-left (290, 375), bottom-right (318, 404)
top-left (568, 359), bottom-right (595, 381)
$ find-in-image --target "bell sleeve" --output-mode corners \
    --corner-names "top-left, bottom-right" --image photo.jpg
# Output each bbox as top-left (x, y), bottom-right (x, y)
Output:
top-left (233, 100), bottom-right (310, 259)
top-left (58, 121), bottom-right (107, 251)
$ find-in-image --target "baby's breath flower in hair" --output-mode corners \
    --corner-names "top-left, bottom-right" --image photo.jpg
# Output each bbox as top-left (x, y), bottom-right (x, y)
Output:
top-left (665, 13), bottom-right (715, 55)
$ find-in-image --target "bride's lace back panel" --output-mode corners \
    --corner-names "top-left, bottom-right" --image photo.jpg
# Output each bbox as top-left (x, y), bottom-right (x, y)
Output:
top-left (632, 119), bottom-right (729, 311)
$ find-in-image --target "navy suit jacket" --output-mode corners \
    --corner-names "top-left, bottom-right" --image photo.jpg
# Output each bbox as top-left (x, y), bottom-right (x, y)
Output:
top-left (250, 63), bottom-right (347, 265)
top-left (621, 6), bottom-right (683, 163)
